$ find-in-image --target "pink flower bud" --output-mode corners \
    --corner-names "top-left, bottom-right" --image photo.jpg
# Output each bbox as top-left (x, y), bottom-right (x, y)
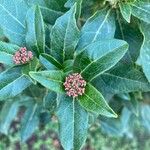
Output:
top-left (13, 47), bottom-right (33, 65)
top-left (63, 73), bottom-right (86, 98)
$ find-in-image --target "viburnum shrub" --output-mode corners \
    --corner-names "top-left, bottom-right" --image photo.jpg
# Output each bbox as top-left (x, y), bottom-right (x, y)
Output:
top-left (0, 0), bottom-right (150, 149)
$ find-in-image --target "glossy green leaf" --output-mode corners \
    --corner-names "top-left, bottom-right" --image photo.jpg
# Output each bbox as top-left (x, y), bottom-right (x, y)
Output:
top-left (0, 68), bottom-right (32, 101)
top-left (29, 70), bottom-right (65, 93)
top-left (51, 4), bottom-right (80, 63)
top-left (139, 21), bottom-right (150, 82)
top-left (40, 53), bottom-right (63, 69)
top-left (74, 39), bottom-right (128, 82)
top-left (0, 41), bottom-right (19, 66)
top-left (0, 99), bottom-right (19, 134)
top-left (119, 2), bottom-right (131, 23)
top-left (21, 103), bottom-right (41, 142)
top-left (0, 0), bottom-right (29, 45)
top-left (26, 5), bottom-right (45, 55)
top-left (57, 94), bottom-right (88, 150)
top-left (79, 83), bottom-right (117, 118)
top-left (131, 1), bottom-right (150, 23)
top-left (76, 7), bottom-right (116, 51)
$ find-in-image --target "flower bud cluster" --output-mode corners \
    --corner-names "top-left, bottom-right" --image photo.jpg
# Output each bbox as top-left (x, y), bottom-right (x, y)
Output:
top-left (64, 73), bottom-right (86, 98)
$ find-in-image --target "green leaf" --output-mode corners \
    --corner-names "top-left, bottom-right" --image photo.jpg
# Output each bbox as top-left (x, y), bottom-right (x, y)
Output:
top-left (51, 4), bottom-right (80, 63)
top-left (76, 7), bottom-right (116, 51)
top-left (65, 0), bottom-right (83, 19)
top-left (21, 103), bottom-right (41, 142)
top-left (115, 16), bottom-right (143, 64)
top-left (140, 104), bottom-right (150, 132)
top-left (119, 2), bottom-right (131, 23)
top-left (131, 1), bottom-right (150, 23)
top-left (92, 66), bottom-right (150, 96)
top-left (0, 68), bottom-right (32, 101)
top-left (26, 5), bottom-right (45, 55)
top-left (0, 99), bottom-right (19, 134)
top-left (0, 41), bottom-right (19, 66)
top-left (100, 108), bottom-right (131, 136)
top-left (0, 0), bottom-right (29, 45)
top-left (43, 92), bottom-right (57, 112)
top-left (40, 53), bottom-right (63, 69)
top-left (79, 83), bottom-right (117, 118)
top-left (74, 39), bottom-right (128, 82)
top-left (22, 57), bottom-right (40, 76)
top-left (29, 70), bottom-right (65, 93)
top-left (139, 21), bottom-right (150, 82)
top-left (39, 54), bottom-right (58, 70)
top-left (27, 0), bottom-right (65, 24)
top-left (57, 94), bottom-right (88, 150)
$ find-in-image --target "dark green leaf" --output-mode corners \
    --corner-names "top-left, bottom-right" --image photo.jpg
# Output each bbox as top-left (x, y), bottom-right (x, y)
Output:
top-left (29, 70), bottom-right (65, 93)
top-left (26, 5), bottom-right (45, 55)
top-left (92, 66), bottom-right (150, 96)
top-left (57, 94), bottom-right (88, 150)
top-left (79, 83), bottom-right (117, 118)
top-left (74, 39), bottom-right (128, 82)
top-left (27, 0), bottom-right (65, 24)
top-left (51, 4), bottom-right (79, 63)
top-left (40, 53), bottom-right (63, 69)
top-left (76, 7), bottom-right (116, 51)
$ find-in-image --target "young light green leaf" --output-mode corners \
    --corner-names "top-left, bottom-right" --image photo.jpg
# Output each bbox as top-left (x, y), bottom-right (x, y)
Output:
top-left (119, 2), bottom-right (131, 23)
top-left (0, 41), bottom-right (19, 66)
top-left (139, 21), bottom-right (150, 82)
top-left (29, 70), bottom-right (65, 93)
top-left (21, 103), bottom-right (41, 142)
top-left (0, 99), bottom-right (19, 134)
top-left (26, 5), bottom-right (45, 55)
top-left (0, 68), bottom-right (32, 101)
top-left (57, 94), bottom-right (88, 150)
top-left (74, 39), bottom-right (128, 82)
top-left (79, 83), bottom-right (117, 118)
top-left (51, 4), bottom-right (80, 63)
top-left (131, 1), bottom-right (150, 23)
top-left (76, 7), bottom-right (116, 51)
top-left (0, 0), bottom-right (29, 45)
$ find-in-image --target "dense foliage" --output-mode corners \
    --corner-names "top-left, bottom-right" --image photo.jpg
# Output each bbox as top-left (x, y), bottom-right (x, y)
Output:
top-left (0, 0), bottom-right (150, 150)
